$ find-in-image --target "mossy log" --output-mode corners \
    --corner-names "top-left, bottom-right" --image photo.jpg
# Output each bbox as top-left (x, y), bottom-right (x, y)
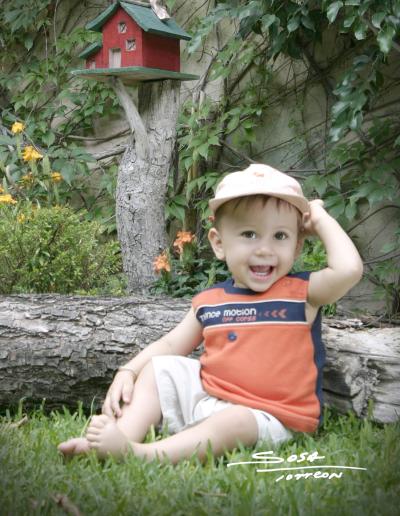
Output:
top-left (0, 294), bottom-right (399, 423)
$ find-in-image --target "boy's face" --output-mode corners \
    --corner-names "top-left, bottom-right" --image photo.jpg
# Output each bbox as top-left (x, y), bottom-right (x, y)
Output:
top-left (209, 196), bottom-right (302, 292)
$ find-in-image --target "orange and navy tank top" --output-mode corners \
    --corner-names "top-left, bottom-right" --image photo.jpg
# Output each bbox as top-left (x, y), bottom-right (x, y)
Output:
top-left (192, 272), bottom-right (325, 433)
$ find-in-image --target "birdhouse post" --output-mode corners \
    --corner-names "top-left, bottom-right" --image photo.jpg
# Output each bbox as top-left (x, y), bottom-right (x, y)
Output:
top-left (72, 0), bottom-right (198, 292)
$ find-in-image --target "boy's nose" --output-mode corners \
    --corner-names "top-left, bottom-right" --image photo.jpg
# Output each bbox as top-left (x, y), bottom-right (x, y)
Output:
top-left (255, 242), bottom-right (272, 256)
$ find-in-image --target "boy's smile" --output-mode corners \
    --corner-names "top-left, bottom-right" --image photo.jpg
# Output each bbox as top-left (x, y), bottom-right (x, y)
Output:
top-left (209, 197), bottom-right (302, 292)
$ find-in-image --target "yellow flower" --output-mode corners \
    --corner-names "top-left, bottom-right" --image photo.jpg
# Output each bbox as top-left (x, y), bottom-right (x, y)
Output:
top-left (22, 146), bottom-right (43, 162)
top-left (20, 172), bottom-right (34, 186)
top-left (173, 230), bottom-right (196, 255)
top-left (11, 121), bottom-right (25, 134)
top-left (17, 213), bottom-right (26, 223)
top-left (153, 251), bottom-right (171, 273)
top-left (0, 194), bottom-right (17, 205)
top-left (0, 185), bottom-right (4, 194)
top-left (51, 171), bottom-right (62, 183)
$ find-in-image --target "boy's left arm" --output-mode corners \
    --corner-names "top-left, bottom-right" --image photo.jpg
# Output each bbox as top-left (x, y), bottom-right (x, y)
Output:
top-left (304, 200), bottom-right (364, 307)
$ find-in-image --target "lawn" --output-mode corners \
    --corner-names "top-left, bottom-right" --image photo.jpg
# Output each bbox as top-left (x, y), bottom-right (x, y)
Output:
top-left (0, 404), bottom-right (399, 516)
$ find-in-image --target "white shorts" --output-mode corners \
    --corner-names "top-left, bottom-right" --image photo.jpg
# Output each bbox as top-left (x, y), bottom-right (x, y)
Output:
top-left (152, 355), bottom-right (292, 447)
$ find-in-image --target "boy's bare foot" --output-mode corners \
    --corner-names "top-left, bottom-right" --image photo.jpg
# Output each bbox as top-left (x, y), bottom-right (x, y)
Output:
top-left (58, 437), bottom-right (91, 457)
top-left (86, 414), bottom-right (133, 459)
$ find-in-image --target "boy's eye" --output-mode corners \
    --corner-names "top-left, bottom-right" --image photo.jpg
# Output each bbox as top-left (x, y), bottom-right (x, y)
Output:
top-left (274, 231), bottom-right (288, 240)
top-left (241, 230), bottom-right (257, 239)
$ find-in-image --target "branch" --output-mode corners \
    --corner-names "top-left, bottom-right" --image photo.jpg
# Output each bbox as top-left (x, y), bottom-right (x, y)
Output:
top-left (66, 129), bottom-right (130, 142)
top-left (363, 251), bottom-right (400, 266)
top-left (348, 204), bottom-right (400, 234)
top-left (109, 78), bottom-right (149, 159)
top-left (92, 146), bottom-right (126, 161)
top-left (220, 140), bottom-right (256, 164)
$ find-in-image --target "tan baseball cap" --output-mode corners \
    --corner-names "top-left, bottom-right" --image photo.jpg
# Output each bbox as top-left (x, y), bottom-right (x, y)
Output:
top-left (209, 163), bottom-right (309, 215)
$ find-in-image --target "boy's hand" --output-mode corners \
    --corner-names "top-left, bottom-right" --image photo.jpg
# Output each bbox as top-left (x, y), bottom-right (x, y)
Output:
top-left (102, 370), bottom-right (135, 418)
top-left (301, 199), bottom-right (327, 236)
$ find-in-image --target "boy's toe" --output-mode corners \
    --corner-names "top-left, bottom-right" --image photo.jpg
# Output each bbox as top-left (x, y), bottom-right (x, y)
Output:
top-left (58, 437), bottom-right (91, 456)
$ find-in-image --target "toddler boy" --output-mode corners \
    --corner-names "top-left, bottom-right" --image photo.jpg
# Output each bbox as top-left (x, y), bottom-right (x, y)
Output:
top-left (59, 164), bottom-right (363, 463)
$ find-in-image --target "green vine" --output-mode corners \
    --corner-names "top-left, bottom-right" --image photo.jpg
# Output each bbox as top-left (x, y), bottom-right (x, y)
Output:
top-left (175, 0), bottom-right (400, 315)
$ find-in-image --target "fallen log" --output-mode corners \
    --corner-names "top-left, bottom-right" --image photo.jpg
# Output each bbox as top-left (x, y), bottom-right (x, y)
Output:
top-left (1, 295), bottom-right (399, 423)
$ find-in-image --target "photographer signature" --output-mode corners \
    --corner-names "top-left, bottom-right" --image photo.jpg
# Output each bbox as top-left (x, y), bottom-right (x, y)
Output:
top-left (227, 450), bottom-right (367, 482)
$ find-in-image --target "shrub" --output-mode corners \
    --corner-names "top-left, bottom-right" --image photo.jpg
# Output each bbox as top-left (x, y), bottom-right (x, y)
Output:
top-left (0, 203), bottom-right (121, 294)
top-left (151, 231), bottom-right (230, 298)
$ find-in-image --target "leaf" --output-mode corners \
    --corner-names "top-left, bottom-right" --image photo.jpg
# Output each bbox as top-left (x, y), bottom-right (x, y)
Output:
top-left (352, 54), bottom-right (370, 67)
top-left (305, 174), bottom-right (328, 197)
top-left (208, 135), bottom-right (220, 146)
top-left (345, 202), bottom-right (357, 220)
top-left (381, 242), bottom-right (397, 253)
top-left (261, 14), bottom-right (277, 30)
top-left (394, 0), bottom-right (400, 17)
top-left (329, 124), bottom-right (345, 142)
top-left (42, 155), bottom-right (51, 176)
top-left (331, 100), bottom-right (350, 117)
top-left (166, 203), bottom-right (185, 223)
top-left (326, 195), bottom-right (345, 218)
top-left (353, 20), bottom-right (368, 40)
top-left (326, 1), bottom-right (343, 23)
top-left (0, 136), bottom-right (15, 146)
top-left (226, 115), bottom-right (240, 134)
top-left (197, 143), bottom-right (209, 159)
top-left (287, 17), bottom-right (300, 32)
top-left (42, 132), bottom-right (55, 147)
top-left (377, 25), bottom-right (396, 53)
top-left (301, 15), bottom-right (315, 31)
top-left (24, 35), bottom-right (33, 51)
top-left (59, 162), bottom-right (74, 185)
top-left (343, 15), bottom-right (356, 28)
top-left (371, 12), bottom-right (386, 29)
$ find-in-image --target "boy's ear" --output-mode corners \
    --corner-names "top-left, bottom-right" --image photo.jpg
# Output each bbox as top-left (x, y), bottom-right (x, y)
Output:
top-left (208, 227), bottom-right (225, 260)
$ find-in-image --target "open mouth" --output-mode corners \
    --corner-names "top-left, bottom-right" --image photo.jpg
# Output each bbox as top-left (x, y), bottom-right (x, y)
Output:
top-left (249, 265), bottom-right (274, 278)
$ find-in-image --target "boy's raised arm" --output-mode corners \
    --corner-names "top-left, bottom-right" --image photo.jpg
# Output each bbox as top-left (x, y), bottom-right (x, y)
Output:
top-left (305, 200), bottom-right (363, 308)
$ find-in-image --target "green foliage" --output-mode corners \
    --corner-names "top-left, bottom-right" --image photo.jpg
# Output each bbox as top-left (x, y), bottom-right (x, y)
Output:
top-left (0, 405), bottom-right (399, 515)
top-left (151, 234), bottom-right (230, 297)
top-left (0, 203), bottom-right (122, 294)
top-left (294, 240), bottom-right (336, 316)
top-left (177, 0), bottom-right (400, 314)
top-left (0, 2), bottom-right (120, 232)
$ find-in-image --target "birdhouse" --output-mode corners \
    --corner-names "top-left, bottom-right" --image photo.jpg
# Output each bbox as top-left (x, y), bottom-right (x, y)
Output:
top-left (72, 0), bottom-right (198, 83)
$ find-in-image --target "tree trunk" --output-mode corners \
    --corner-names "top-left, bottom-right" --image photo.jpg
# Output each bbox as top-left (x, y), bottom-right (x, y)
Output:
top-left (115, 80), bottom-right (180, 292)
top-left (1, 295), bottom-right (399, 424)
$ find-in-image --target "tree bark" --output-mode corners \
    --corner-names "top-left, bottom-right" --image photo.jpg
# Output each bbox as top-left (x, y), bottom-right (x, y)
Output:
top-left (1, 295), bottom-right (399, 424)
top-left (115, 80), bottom-right (181, 292)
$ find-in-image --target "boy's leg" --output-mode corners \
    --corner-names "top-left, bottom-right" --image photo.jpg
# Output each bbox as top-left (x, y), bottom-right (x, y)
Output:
top-left (87, 404), bottom-right (259, 463)
top-left (58, 361), bottom-right (162, 456)
top-left (113, 360), bottom-right (162, 442)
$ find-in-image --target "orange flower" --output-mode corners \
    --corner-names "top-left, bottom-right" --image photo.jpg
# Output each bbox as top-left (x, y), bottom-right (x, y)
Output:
top-left (173, 231), bottom-right (195, 255)
top-left (153, 251), bottom-right (171, 273)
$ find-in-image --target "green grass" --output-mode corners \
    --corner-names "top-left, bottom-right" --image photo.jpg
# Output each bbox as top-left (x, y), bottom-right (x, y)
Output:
top-left (0, 404), bottom-right (399, 516)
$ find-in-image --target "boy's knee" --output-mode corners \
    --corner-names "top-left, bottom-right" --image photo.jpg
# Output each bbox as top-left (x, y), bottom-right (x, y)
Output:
top-left (229, 406), bottom-right (258, 428)
top-left (213, 405), bottom-right (258, 445)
